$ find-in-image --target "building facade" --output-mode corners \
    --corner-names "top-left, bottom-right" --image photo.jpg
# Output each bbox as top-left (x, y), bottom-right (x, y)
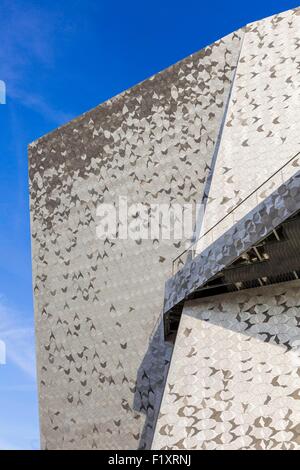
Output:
top-left (29, 6), bottom-right (300, 450)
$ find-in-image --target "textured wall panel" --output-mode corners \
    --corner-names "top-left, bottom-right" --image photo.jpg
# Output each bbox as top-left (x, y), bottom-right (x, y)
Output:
top-left (29, 32), bottom-right (242, 449)
top-left (197, 7), bottom-right (300, 253)
top-left (154, 281), bottom-right (300, 450)
top-left (164, 171), bottom-right (300, 314)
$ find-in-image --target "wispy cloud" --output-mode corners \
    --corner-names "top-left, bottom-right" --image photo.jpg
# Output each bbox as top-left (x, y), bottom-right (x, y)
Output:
top-left (9, 88), bottom-right (74, 125)
top-left (0, 296), bottom-right (36, 379)
top-left (0, 383), bottom-right (36, 392)
top-left (0, 437), bottom-right (18, 451)
top-left (0, 0), bottom-right (72, 125)
top-left (0, 297), bottom-right (39, 450)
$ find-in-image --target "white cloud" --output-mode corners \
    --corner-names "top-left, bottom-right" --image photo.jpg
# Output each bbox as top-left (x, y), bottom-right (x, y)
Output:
top-left (0, 384), bottom-right (36, 392)
top-left (0, 298), bottom-right (36, 380)
top-left (0, 0), bottom-right (72, 125)
top-left (0, 437), bottom-right (18, 450)
top-left (0, 1), bottom-right (56, 82)
top-left (9, 87), bottom-right (74, 125)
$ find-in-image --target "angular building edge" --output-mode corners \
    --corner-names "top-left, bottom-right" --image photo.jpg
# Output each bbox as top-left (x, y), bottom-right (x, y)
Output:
top-left (29, 6), bottom-right (300, 450)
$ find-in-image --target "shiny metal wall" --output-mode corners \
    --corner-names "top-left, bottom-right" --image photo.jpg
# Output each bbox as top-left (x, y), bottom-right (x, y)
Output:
top-left (29, 31), bottom-right (241, 449)
top-left (29, 5), bottom-right (300, 450)
top-left (197, 7), bottom-right (300, 252)
top-left (153, 281), bottom-right (300, 450)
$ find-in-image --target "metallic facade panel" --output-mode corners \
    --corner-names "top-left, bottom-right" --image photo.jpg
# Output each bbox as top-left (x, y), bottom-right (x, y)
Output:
top-left (29, 32), bottom-right (241, 449)
top-left (29, 5), bottom-right (300, 450)
top-left (197, 7), bottom-right (300, 247)
top-left (154, 281), bottom-right (300, 450)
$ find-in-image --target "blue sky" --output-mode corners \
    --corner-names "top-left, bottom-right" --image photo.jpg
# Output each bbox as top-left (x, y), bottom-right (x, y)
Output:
top-left (0, 0), bottom-right (299, 450)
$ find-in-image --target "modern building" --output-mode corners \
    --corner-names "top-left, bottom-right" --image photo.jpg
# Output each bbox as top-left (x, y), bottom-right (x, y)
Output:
top-left (29, 6), bottom-right (300, 450)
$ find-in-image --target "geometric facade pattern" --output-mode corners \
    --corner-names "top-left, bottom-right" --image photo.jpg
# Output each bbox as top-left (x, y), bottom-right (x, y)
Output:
top-left (198, 6), bottom-right (300, 250)
top-left (153, 282), bottom-right (300, 450)
top-left (29, 6), bottom-right (300, 449)
top-left (163, 170), bottom-right (300, 315)
top-left (29, 30), bottom-right (241, 450)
